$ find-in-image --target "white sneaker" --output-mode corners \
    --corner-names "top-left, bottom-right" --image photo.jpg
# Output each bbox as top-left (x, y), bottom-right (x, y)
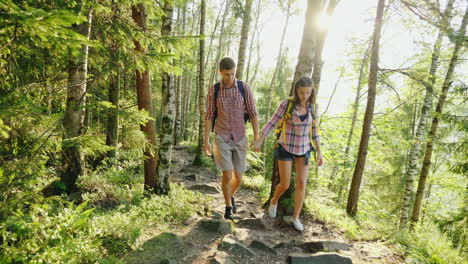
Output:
top-left (268, 203), bottom-right (277, 218)
top-left (292, 218), bottom-right (304, 231)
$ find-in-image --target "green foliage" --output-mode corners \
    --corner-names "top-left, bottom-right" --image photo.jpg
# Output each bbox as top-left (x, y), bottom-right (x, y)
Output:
top-left (0, 0), bottom-right (87, 79)
top-left (0, 177), bottom-right (208, 263)
top-left (91, 184), bottom-right (209, 253)
top-left (246, 150), bottom-right (266, 175)
top-left (0, 200), bottom-right (103, 263)
top-left (395, 223), bottom-right (465, 264)
top-left (62, 135), bottom-right (115, 158)
top-left (305, 189), bottom-right (369, 240)
top-left (0, 119), bottom-right (11, 139)
top-left (434, 209), bottom-right (467, 254)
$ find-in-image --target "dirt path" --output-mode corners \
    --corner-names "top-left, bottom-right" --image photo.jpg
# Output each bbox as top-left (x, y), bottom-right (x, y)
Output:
top-left (123, 146), bottom-right (405, 264)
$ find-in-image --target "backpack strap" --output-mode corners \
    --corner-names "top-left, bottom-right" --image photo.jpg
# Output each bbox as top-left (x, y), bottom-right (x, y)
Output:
top-left (237, 80), bottom-right (245, 100)
top-left (212, 80), bottom-right (250, 132)
top-left (309, 103), bottom-right (320, 149)
top-left (237, 80), bottom-right (251, 123)
top-left (212, 82), bottom-right (221, 132)
top-left (275, 97), bottom-right (295, 146)
top-left (214, 82), bottom-right (220, 104)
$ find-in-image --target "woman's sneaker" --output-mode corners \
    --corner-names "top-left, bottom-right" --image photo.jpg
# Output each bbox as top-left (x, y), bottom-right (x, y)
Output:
top-left (284, 216), bottom-right (304, 231)
top-left (292, 218), bottom-right (304, 231)
top-left (269, 202), bottom-right (277, 218)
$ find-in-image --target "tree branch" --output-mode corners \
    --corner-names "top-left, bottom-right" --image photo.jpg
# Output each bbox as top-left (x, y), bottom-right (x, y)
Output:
top-left (380, 67), bottom-right (430, 88)
top-left (321, 68), bottom-right (344, 116)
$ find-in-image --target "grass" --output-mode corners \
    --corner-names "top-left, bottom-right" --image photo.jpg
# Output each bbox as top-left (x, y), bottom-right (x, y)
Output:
top-left (303, 188), bottom-right (465, 264)
top-left (395, 223), bottom-right (466, 264)
top-left (1, 154), bottom-right (211, 264)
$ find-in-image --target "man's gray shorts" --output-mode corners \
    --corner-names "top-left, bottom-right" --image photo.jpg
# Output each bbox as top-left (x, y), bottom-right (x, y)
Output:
top-left (213, 134), bottom-right (247, 173)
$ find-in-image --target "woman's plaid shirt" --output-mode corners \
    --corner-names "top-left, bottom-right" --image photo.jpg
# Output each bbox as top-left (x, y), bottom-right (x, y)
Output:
top-left (261, 99), bottom-right (320, 155)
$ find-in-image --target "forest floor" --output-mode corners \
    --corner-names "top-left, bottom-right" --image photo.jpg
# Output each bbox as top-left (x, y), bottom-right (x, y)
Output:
top-left (122, 145), bottom-right (406, 264)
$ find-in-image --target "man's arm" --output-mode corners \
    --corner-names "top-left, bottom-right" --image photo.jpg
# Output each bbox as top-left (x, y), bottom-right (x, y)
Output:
top-left (251, 115), bottom-right (259, 141)
top-left (204, 120), bottom-right (212, 156)
top-left (243, 82), bottom-right (259, 140)
top-left (204, 84), bottom-right (215, 156)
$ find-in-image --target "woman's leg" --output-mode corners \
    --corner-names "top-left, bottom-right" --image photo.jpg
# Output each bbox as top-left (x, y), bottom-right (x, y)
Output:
top-left (292, 157), bottom-right (310, 219)
top-left (271, 160), bottom-right (293, 205)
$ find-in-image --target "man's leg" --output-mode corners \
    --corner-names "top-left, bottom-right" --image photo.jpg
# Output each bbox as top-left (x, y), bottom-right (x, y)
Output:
top-left (231, 136), bottom-right (247, 214)
top-left (213, 135), bottom-right (235, 219)
top-left (231, 171), bottom-right (243, 197)
top-left (221, 170), bottom-right (233, 207)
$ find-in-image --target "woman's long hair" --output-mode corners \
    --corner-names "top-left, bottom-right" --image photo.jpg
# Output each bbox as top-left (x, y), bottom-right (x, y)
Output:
top-left (293, 77), bottom-right (316, 105)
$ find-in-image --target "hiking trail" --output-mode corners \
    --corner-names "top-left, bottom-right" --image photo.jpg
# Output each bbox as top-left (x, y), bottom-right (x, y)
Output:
top-left (123, 145), bottom-right (404, 264)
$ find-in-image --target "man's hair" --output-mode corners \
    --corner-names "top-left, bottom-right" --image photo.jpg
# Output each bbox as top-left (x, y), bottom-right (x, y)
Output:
top-left (219, 57), bottom-right (236, 71)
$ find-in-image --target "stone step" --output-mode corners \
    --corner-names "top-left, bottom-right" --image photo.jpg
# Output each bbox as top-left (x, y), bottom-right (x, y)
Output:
top-left (218, 237), bottom-right (256, 257)
top-left (199, 219), bottom-right (234, 236)
top-left (249, 240), bottom-right (277, 256)
top-left (287, 253), bottom-right (353, 264)
top-left (299, 241), bottom-right (351, 253)
top-left (188, 184), bottom-right (220, 194)
top-left (236, 218), bottom-right (266, 230)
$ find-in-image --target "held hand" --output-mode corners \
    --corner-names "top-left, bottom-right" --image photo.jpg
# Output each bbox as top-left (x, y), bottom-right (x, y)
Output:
top-left (316, 153), bottom-right (324, 167)
top-left (204, 142), bottom-right (212, 156)
top-left (250, 139), bottom-right (262, 152)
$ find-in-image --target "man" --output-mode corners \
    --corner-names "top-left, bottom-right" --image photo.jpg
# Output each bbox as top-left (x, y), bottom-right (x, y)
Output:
top-left (204, 57), bottom-right (259, 220)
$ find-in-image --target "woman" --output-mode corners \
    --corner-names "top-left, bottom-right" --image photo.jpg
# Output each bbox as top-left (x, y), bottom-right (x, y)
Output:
top-left (251, 77), bottom-right (323, 231)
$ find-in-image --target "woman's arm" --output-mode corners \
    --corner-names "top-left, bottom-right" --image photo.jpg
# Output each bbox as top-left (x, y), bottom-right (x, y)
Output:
top-left (251, 100), bottom-right (289, 151)
top-left (311, 104), bottom-right (323, 166)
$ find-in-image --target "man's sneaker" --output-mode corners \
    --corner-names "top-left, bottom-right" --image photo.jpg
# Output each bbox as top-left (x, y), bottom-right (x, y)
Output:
top-left (231, 197), bottom-right (237, 214)
top-left (224, 207), bottom-right (234, 220)
top-left (269, 202), bottom-right (277, 218)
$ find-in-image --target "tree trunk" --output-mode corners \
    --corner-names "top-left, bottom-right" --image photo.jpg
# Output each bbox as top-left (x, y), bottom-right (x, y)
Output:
top-left (194, 0), bottom-right (206, 164)
top-left (204, 0), bottom-right (225, 70)
top-left (106, 48), bottom-right (120, 158)
top-left (179, 6), bottom-right (187, 142)
top-left (311, 0), bottom-right (339, 93)
top-left (154, 1), bottom-right (176, 195)
top-left (173, 75), bottom-right (182, 145)
top-left (290, 0), bottom-right (325, 93)
top-left (172, 5), bottom-right (182, 143)
top-left (261, 0), bottom-right (292, 162)
top-left (132, 4), bottom-right (157, 192)
top-left (246, 0), bottom-right (263, 83)
top-left (182, 74), bottom-right (193, 141)
top-left (336, 46), bottom-right (369, 201)
top-left (180, 76), bottom-right (187, 140)
top-left (346, 0), bottom-right (385, 216)
top-left (250, 32), bottom-right (262, 87)
top-left (265, 0), bottom-right (292, 126)
top-left (60, 10), bottom-right (93, 193)
top-left (236, 0), bottom-right (253, 80)
top-left (209, 0), bottom-right (231, 86)
top-left (399, 0), bottom-right (455, 230)
top-left (410, 3), bottom-right (467, 228)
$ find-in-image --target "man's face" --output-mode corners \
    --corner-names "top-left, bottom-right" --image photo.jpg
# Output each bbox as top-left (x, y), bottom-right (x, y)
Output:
top-left (220, 68), bottom-right (236, 85)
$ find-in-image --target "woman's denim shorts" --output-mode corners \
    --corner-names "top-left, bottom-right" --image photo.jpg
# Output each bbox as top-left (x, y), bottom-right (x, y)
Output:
top-left (274, 144), bottom-right (314, 165)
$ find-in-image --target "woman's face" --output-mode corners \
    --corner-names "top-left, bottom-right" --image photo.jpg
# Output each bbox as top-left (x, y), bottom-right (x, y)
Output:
top-left (297, 86), bottom-right (312, 103)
